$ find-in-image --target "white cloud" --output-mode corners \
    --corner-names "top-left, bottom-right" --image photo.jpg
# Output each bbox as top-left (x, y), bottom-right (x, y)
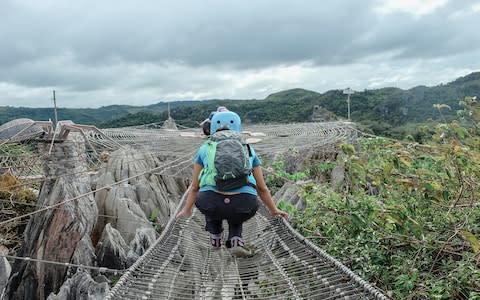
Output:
top-left (448, 2), bottom-right (480, 19)
top-left (475, 2), bottom-right (480, 11)
top-left (376, 0), bottom-right (449, 16)
top-left (0, 82), bottom-right (55, 107)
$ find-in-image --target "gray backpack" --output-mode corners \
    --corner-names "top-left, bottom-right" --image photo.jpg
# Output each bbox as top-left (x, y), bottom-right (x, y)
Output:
top-left (200, 130), bottom-right (253, 191)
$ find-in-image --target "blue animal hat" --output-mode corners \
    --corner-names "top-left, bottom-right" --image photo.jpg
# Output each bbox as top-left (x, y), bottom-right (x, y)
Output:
top-left (210, 111), bottom-right (242, 134)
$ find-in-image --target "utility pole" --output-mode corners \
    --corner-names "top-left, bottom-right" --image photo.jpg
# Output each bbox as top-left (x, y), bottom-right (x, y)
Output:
top-left (53, 90), bottom-right (58, 128)
top-left (343, 88), bottom-right (354, 121)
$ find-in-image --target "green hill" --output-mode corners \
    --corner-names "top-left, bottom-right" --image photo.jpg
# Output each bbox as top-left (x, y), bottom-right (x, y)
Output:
top-left (1, 72), bottom-right (479, 138)
top-left (0, 101), bottom-right (203, 126)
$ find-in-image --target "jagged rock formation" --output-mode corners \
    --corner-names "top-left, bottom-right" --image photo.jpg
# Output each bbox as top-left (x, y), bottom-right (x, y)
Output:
top-left (94, 224), bottom-right (157, 270)
top-left (95, 224), bottom-right (129, 270)
top-left (93, 147), bottom-right (188, 247)
top-left (46, 272), bottom-right (109, 300)
top-left (331, 164), bottom-right (345, 190)
top-left (5, 136), bottom-right (189, 300)
top-left (5, 135), bottom-right (98, 300)
top-left (311, 105), bottom-right (336, 122)
top-left (273, 182), bottom-right (305, 210)
top-left (126, 227), bottom-right (157, 266)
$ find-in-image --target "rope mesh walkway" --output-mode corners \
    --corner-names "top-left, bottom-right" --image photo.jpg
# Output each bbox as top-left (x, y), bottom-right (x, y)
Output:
top-left (107, 194), bottom-right (387, 299)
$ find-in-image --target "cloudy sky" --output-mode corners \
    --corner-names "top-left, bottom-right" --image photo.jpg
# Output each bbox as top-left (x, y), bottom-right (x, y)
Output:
top-left (1, 0), bottom-right (479, 108)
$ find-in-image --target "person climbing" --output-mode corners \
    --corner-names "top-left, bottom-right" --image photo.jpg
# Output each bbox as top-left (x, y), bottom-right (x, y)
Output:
top-left (176, 110), bottom-right (288, 257)
top-left (199, 106), bottom-right (229, 136)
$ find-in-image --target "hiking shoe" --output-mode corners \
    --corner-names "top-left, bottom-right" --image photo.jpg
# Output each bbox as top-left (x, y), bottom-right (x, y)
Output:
top-left (227, 236), bottom-right (253, 257)
top-left (231, 236), bottom-right (244, 247)
top-left (210, 233), bottom-right (222, 249)
top-left (225, 236), bottom-right (244, 248)
top-left (230, 245), bottom-right (253, 258)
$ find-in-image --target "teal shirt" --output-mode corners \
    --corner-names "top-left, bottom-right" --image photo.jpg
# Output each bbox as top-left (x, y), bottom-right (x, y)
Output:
top-left (194, 143), bottom-right (261, 195)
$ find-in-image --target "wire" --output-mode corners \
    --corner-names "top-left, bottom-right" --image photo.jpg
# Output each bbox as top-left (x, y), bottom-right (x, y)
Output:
top-left (0, 253), bottom-right (125, 274)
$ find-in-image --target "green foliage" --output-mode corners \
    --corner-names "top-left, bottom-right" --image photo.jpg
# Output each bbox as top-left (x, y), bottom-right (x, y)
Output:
top-left (276, 200), bottom-right (297, 216)
top-left (0, 143), bottom-right (35, 154)
top-left (0, 101), bottom-right (201, 126)
top-left (99, 111), bottom-right (164, 128)
top-left (149, 207), bottom-right (160, 223)
top-left (315, 162), bottom-right (336, 172)
top-left (149, 208), bottom-right (162, 232)
top-left (110, 274), bottom-right (122, 287)
top-left (265, 157), bottom-right (311, 191)
top-left (293, 97), bottom-right (480, 299)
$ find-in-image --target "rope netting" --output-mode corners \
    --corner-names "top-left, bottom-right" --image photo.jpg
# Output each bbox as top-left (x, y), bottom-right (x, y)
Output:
top-left (107, 193), bottom-right (386, 299)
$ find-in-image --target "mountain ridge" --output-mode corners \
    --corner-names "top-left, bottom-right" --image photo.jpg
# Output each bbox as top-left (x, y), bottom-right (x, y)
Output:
top-left (1, 72), bottom-right (479, 135)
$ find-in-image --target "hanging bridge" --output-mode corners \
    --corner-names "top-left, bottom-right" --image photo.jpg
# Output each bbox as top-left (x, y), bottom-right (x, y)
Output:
top-left (100, 121), bottom-right (386, 299)
top-left (0, 120), bottom-right (387, 299)
top-left (106, 196), bottom-right (386, 299)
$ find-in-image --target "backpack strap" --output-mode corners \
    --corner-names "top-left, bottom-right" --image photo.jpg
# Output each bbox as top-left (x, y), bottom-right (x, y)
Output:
top-left (199, 140), bottom-right (218, 187)
top-left (246, 144), bottom-right (252, 157)
top-left (246, 144), bottom-right (256, 189)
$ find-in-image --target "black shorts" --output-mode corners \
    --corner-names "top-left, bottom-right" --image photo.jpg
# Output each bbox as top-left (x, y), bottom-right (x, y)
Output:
top-left (195, 191), bottom-right (259, 223)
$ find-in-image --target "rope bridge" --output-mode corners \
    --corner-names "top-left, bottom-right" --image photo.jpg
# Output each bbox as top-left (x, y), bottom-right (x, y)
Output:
top-left (107, 194), bottom-right (387, 299)
top-left (0, 120), bottom-right (388, 299)
top-left (99, 121), bottom-right (386, 299)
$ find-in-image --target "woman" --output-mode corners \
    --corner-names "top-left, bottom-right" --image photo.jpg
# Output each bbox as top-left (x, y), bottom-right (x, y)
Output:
top-left (199, 106), bottom-right (229, 136)
top-left (176, 111), bottom-right (288, 256)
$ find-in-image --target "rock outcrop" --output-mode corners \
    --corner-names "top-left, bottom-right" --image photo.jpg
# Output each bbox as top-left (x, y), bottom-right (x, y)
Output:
top-left (5, 139), bottom-right (189, 299)
top-left (46, 271), bottom-right (109, 300)
top-left (95, 224), bottom-right (129, 270)
top-left (5, 135), bottom-right (98, 300)
top-left (273, 182), bottom-right (306, 210)
top-left (126, 227), bottom-right (157, 266)
top-left (93, 147), bottom-right (188, 246)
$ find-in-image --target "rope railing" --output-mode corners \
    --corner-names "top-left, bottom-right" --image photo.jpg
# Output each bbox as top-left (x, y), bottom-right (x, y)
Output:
top-left (0, 253), bottom-right (125, 275)
top-left (0, 150), bottom-right (196, 226)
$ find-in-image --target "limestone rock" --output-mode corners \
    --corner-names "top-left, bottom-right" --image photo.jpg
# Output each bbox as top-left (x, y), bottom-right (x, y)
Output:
top-left (273, 182), bottom-right (305, 210)
top-left (5, 136), bottom-right (98, 300)
top-left (106, 195), bottom-right (152, 244)
top-left (331, 164), bottom-right (345, 190)
top-left (95, 224), bottom-right (129, 270)
top-left (93, 147), bottom-right (188, 244)
top-left (71, 235), bottom-right (96, 268)
top-left (6, 139), bottom-right (189, 300)
top-left (46, 271), bottom-right (109, 300)
top-left (126, 227), bottom-right (157, 266)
